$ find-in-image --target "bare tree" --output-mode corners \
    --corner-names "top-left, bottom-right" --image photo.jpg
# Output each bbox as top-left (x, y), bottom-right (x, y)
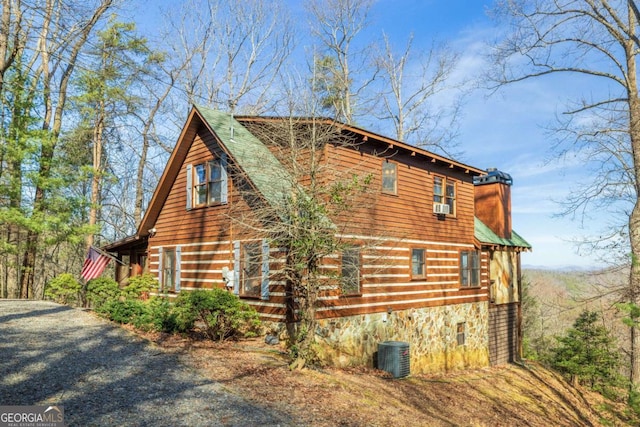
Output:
top-left (0, 0), bottom-right (26, 94)
top-left (167, 0), bottom-right (293, 116)
top-left (306, 0), bottom-right (377, 124)
top-left (488, 0), bottom-right (640, 388)
top-left (375, 33), bottom-right (462, 157)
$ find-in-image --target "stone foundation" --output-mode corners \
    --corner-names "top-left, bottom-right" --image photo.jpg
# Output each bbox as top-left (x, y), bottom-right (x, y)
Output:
top-left (312, 302), bottom-right (490, 374)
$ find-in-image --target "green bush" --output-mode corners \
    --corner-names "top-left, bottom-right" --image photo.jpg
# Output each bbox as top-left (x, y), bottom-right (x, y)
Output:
top-left (45, 274), bottom-right (82, 305)
top-left (122, 273), bottom-right (157, 299)
top-left (174, 289), bottom-right (262, 340)
top-left (149, 297), bottom-right (181, 333)
top-left (98, 299), bottom-right (153, 329)
top-left (86, 277), bottom-right (120, 309)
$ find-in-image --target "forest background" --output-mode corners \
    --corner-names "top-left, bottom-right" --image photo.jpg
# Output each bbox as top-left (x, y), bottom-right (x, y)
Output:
top-left (3, 0), bottom-right (640, 408)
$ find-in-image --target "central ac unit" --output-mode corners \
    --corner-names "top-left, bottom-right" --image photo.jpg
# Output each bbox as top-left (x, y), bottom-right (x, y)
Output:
top-left (433, 203), bottom-right (450, 215)
top-left (377, 341), bottom-right (410, 378)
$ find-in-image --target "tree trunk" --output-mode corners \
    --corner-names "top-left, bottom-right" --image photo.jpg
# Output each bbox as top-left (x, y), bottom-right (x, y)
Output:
top-left (16, 0), bottom-right (112, 298)
top-left (133, 133), bottom-right (149, 227)
top-left (88, 111), bottom-right (105, 249)
top-left (626, 25), bottom-right (640, 386)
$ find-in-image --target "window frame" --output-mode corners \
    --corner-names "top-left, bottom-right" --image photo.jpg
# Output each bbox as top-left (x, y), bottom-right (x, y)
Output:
top-left (340, 246), bottom-right (361, 296)
top-left (381, 160), bottom-right (398, 195)
top-left (456, 322), bottom-right (466, 346)
top-left (411, 248), bottom-right (426, 279)
top-left (190, 155), bottom-right (227, 209)
top-left (433, 175), bottom-right (456, 216)
top-left (161, 248), bottom-right (176, 292)
top-left (239, 241), bottom-right (263, 298)
top-left (459, 250), bottom-right (481, 288)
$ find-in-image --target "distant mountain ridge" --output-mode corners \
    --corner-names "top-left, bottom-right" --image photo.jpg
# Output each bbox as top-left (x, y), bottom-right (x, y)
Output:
top-left (523, 264), bottom-right (599, 272)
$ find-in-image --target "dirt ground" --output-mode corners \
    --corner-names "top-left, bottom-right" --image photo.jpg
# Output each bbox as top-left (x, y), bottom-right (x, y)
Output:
top-left (130, 328), bottom-right (637, 427)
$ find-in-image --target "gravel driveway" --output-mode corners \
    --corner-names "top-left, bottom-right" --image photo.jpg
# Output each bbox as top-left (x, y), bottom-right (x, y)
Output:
top-left (0, 301), bottom-right (292, 426)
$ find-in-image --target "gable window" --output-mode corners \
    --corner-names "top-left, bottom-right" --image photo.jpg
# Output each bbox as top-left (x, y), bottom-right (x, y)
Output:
top-left (433, 176), bottom-right (455, 215)
top-left (411, 248), bottom-right (425, 279)
top-left (186, 154), bottom-right (227, 210)
top-left (460, 250), bottom-right (480, 287)
top-left (381, 161), bottom-right (397, 195)
top-left (341, 246), bottom-right (361, 295)
top-left (240, 241), bottom-right (263, 297)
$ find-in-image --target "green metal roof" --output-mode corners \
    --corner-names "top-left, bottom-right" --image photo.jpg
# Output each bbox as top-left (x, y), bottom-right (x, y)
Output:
top-left (474, 217), bottom-right (531, 249)
top-left (195, 105), bottom-right (293, 211)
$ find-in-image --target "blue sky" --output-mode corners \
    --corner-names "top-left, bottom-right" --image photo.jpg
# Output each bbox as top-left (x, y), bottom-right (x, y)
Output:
top-left (128, 0), bottom-right (611, 269)
top-left (363, 1), bottom-right (610, 269)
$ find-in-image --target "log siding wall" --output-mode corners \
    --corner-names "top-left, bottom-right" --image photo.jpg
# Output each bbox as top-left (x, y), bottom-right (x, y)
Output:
top-left (147, 235), bottom-right (489, 321)
top-left (146, 122), bottom-right (491, 321)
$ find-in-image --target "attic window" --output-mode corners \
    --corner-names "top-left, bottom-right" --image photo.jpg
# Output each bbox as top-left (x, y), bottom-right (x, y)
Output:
top-left (186, 154), bottom-right (228, 210)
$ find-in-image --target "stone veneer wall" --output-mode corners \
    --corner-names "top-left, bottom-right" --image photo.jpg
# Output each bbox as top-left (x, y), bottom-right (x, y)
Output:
top-left (312, 302), bottom-right (490, 374)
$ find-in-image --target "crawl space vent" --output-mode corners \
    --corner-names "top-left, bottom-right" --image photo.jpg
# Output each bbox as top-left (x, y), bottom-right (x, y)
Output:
top-left (377, 341), bottom-right (410, 378)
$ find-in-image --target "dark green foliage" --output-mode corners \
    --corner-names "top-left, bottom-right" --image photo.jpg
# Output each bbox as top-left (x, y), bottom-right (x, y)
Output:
top-left (86, 277), bottom-right (120, 309)
top-left (97, 299), bottom-right (152, 330)
top-left (148, 297), bottom-right (182, 333)
top-left (173, 289), bottom-right (262, 341)
top-left (44, 274), bottom-right (82, 305)
top-left (551, 310), bottom-right (623, 396)
top-left (121, 273), bottom-right (157, 299)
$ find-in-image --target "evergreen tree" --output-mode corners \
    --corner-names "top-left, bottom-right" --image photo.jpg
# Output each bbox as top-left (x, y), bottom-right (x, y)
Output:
top-left (552, 310), bottom-right (622, 396)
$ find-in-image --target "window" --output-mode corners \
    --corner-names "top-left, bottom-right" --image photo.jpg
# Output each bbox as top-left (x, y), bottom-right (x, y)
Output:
top-left (162, 248), bottom-right (176, 291)
top-left (433, 176), bottom-right (455, 215)
top-left (460, 250), bottom-right (480, 287)
top-left (240, 241), bottom-right (263, 297)
top-left (411, 248), bottom-right (425, 279)
top-left (186, 154), bottom-right (227, 209)
top-left (381, 161), bottom-right (397, 195)
top-left (194, 159), bottom-right (225, 206)
top-left (456, 322), bottom-right (466, 346)
top-left (341, 246), bottom-right (361, 295)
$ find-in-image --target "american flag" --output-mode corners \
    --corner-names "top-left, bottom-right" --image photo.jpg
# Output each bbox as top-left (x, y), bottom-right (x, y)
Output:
top-left (81, 247), bottom-right (111, 281)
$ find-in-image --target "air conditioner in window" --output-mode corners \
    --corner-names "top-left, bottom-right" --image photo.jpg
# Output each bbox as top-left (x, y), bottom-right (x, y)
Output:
top-left (433, 203), bottom-right (450, 215)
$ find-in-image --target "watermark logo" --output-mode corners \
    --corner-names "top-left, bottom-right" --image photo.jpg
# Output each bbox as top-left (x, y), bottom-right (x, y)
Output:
top-left (0, 406), bottom-right (65, 427)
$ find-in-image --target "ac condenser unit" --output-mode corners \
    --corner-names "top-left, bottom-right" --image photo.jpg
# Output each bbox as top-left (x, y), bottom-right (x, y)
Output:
top-left (433, 203), bottom-right (450, 215)
top-left (377, 341), bottom-right (410, 378)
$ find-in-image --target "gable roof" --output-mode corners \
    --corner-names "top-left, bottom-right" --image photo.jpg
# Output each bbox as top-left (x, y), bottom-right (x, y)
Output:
top-left (235, 115), bottom-right (485, 177)
top-left (137, 105), bottom-right (295, 238)
top-left (474, 217), bottom-right (531, 250)
top-left (195, 106), bottom-right (294, 211)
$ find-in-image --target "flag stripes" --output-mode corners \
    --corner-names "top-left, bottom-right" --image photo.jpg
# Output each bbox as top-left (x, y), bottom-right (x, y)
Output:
top-left (81, 247), bottom-right (111, 281)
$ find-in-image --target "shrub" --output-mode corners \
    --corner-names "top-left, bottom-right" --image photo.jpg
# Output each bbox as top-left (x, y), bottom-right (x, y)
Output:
top-left (45, 274), bottom-right (82, 305)
top-left (98, 299), bottom-right (153, 330)
top-left (86, 277), bottom-right (120, 309)
top-left (149, 297), bottom-right (181, 333)
top-left (122, 273), bottom-right (157, 299)
top-left (174, 289), bottom-right (261, 340)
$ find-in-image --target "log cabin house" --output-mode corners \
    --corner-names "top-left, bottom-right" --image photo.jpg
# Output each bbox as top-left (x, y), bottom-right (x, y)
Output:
top-left (105, 104), bottom-right (531, 373)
